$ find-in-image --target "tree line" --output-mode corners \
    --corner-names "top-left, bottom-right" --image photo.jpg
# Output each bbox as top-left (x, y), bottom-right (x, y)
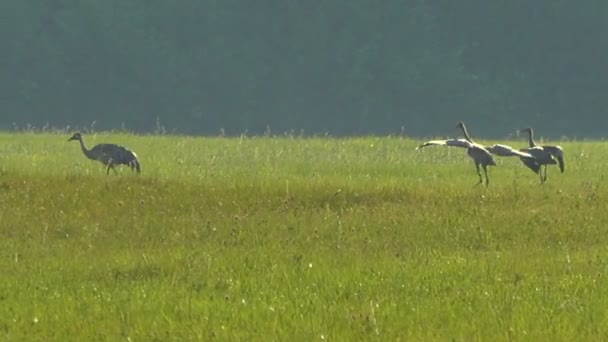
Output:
top-left (2, 1), bottom-right (606, 138)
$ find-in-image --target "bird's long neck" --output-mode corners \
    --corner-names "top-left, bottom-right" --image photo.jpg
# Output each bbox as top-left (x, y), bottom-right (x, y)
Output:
top-left (77, 138), bottom-right (95, 160)
top-left (526, 129), bottom-right (537, 147)
top-left (460, 124), bottom-right (474, 143)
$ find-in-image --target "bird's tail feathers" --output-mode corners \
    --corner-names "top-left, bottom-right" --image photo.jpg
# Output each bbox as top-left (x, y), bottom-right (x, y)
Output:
top-left (130, 159), bottom-right (141, 174)
top-left (556, 156), bottom-right (565, 173)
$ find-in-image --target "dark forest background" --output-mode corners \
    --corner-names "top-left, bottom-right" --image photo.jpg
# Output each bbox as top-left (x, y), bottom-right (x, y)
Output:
top-left (2, 1), bottom-right (608, 138)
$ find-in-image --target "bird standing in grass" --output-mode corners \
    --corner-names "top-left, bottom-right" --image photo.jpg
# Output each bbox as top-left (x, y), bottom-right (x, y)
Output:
top-left (518, 127), bottom-right (564, 183)
top-left (417, 122), bottom-right (496, 187)
top-left (68, 132), bottom-right (141, 175)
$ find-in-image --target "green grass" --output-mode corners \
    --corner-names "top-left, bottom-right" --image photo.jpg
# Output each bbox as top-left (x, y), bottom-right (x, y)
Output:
top-left (1, 132), bottom-right (608, 340)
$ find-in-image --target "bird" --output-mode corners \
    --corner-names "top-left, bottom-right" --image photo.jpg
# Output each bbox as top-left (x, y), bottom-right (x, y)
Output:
top-left (518, 127), bottom-right (564, 183)
top-left (417, 122), bottom-right (496, 187)
top-left (68, 132), bottom-right (141, 175)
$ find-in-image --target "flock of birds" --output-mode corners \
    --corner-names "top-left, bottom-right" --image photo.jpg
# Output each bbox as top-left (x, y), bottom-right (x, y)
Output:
top-left (416, 122), bottom-right (565, 186)
top-left (66, 124), bottom-right (565, 186)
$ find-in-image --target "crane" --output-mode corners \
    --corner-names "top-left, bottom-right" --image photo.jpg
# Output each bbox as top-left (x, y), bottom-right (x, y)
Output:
top-left (417, 122), bottom-right (496, 187)
top-left (68, 132), bottom-right (141, 175)
top-left (518, 127), bottom-right (564, 183)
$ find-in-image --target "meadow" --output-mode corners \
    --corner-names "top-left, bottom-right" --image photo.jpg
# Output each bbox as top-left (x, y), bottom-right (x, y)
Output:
top-left (1, 132), bottom-right (608, 340)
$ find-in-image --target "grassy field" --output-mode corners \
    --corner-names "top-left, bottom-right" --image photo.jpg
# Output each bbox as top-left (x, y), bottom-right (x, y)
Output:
top-left (1, 132), bottom-right (608, 340)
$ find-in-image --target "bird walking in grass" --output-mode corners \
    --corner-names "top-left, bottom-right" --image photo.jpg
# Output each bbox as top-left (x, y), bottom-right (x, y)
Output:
top-left (417, 122), bottom-right (496, 187)
top-left (68, 132), bottom-right (141, 175)
top-left (518, 127), bottom-right (564, 183)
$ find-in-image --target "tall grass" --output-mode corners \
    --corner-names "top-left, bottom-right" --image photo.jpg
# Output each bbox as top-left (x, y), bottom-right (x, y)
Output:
top-left (1, 132), bottom-right (607, 340)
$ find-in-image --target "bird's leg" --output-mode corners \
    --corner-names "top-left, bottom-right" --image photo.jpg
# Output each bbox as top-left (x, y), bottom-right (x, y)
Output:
top-left (543, 165), bottom-right (548, 182)
top-left (106, 164), bottom-right (118, 175)
top-left (473, 163), bottom-right (483, 187)
top-left (482, 164), bottom-right (490, 187)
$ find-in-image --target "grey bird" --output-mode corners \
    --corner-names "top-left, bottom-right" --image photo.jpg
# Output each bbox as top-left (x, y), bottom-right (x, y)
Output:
top-left (417, 122), bottom-right (496, 187)
top-left (518, 127), bottom-right (564, 183)
top-left (68, 132), bottom-right (141, 175)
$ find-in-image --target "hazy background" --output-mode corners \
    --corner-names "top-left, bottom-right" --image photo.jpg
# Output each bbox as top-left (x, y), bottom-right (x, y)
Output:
top-left (2, 1), bottom-right (607, 138)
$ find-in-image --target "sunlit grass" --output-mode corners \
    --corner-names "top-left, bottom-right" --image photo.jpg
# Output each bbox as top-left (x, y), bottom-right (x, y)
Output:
top-left (1, 132), bottom-right (607, 340)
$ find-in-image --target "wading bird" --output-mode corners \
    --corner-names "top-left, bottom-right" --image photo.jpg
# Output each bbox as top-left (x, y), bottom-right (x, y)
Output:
top-left (68, 132), bottom-right (141, 175)
top-left (518, 127), bottom-right (564, 183)
top-left (417, 122), bottom-right (496, 187)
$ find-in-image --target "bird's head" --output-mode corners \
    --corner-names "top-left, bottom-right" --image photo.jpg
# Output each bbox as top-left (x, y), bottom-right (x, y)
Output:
top-left (68, 132), bottom-right (82, 142)
top-left (456, 122), bottom-right (465, 128)
top-left (518, 127), bottom-right (532, 133)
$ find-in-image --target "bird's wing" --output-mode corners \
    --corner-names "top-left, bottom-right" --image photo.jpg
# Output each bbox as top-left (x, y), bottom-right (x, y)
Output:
top-left (114, 147), bottom-right (138, 163)
top-left (93, 144), bottom-right (137, 162)
top-left (91, 144), bottom-right (116, 157)
top-left (416, 139), bottom-right (473, 150)
top-left (520, 146), bottom-right (552, 160)
top-left (520, 156), bottom-right (541, 174)
top-left (486, 144), bottom-right (533, 158)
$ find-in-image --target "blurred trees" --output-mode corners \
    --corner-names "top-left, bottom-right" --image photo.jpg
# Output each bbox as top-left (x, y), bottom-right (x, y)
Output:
top-left (2, 1), bottom-right (607, 137)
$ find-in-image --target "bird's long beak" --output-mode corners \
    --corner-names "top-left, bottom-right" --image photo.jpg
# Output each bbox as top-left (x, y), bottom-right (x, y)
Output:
top-left (67, 137), bottom-right (74, 141)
